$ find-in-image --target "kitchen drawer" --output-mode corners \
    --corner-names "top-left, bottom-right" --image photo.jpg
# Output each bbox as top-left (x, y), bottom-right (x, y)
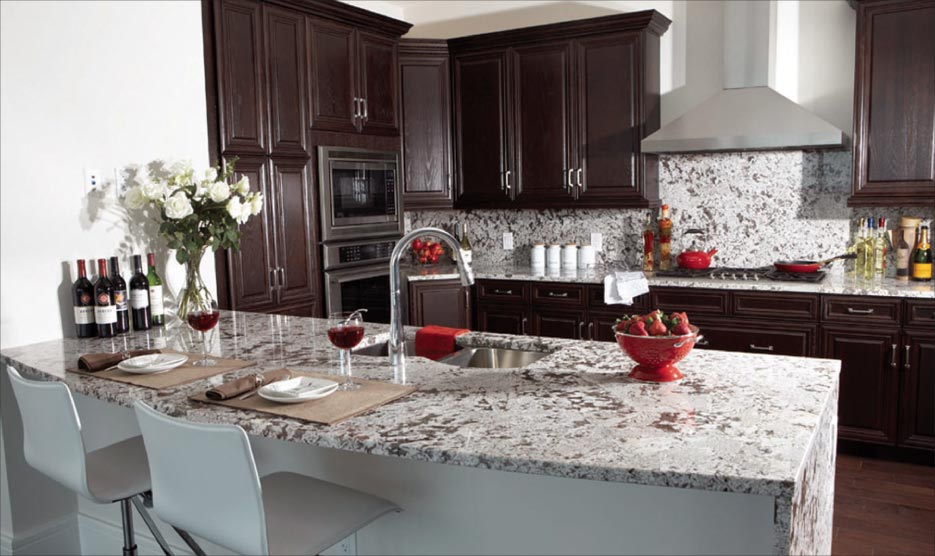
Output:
top-left (531, 283), bottom-right (586, 308)
top-left (650, 287), bottom-right (729, 316)
top-left (731, 291), bottom-right (818, 321)
top-left (693, 318), bottom-right (817, 357)
top-left (588, 286), bottom-right (649, 313)
top-left (905, 299), bottom-right (935, 328)
top-left (821, 295), bottom-right (901, 326)
top-left (476, 280), bottom-right (528, 304)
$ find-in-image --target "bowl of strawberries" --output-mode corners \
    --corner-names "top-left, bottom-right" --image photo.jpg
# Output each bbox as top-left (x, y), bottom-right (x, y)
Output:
top-left (613, 310), bottom-right (701, 383)
top-left (411, 237), bottom-right (446, 265)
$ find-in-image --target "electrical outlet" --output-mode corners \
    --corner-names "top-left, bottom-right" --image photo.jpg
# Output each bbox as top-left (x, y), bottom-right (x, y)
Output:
top-left (591, 232), bottom-right (603, 252)
top-left (503, 232), bottom-right (514, 250)
top-left (84, 168), bottom-right (102, 192)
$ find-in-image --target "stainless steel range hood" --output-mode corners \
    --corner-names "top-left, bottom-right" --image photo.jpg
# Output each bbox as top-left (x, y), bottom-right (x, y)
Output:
top-left (642, 1), bottom-right (847, 153)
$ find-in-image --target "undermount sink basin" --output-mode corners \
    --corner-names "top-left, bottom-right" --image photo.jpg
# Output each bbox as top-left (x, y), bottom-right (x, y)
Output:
top-left (354, 340), bottom-right (417, 357)
top-left (438, 347), bottom-right (549, 369)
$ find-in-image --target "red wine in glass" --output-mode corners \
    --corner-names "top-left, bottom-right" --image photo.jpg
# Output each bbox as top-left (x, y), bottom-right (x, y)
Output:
top-left (187, 301), bottom-right (220, 367)
top-left (187, 310), bottom-right (220, 332)
top-left (327, 325), bottom-right (365, 349)
top-left (328, 311), bottom-right (366, 391)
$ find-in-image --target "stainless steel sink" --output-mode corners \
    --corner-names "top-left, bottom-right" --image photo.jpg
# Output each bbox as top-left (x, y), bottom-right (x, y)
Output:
top-left (354, 340), bottom-right (417, 357)
top-left (438, 347), bottom-right (549, 369)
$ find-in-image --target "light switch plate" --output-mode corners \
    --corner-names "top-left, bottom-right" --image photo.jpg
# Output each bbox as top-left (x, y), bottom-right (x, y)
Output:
top-left (591, 232), bottom-right (603, 251)
top-left (503, 232), bottom-right (514, 250)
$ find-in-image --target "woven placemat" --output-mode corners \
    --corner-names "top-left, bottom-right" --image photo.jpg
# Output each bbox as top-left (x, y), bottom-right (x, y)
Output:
top-left (68, 351), bottom-right (254, 390)
top-left (189, 370), bottom-right (416, 425)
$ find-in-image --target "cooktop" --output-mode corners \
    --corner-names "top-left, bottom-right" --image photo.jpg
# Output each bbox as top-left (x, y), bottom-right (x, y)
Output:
top-left (654, 267), bottom-right (827, 283)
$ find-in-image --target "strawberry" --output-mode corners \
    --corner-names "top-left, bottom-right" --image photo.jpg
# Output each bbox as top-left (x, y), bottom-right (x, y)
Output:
top-left (648, 319), bottom-right (668, 336)
top-left (628, 320), bottom-right (649, 336)
top-left (669, 312), bottom-right (690, 326)
top-left (672, 322), bottom-right (692, 336)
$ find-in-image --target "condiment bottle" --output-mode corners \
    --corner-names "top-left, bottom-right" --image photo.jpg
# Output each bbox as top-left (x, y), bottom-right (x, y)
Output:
top-left (642, 212), bottom-right (655, 272)
top-left (562, 243), bottom-right (578, 270)
top-left (531, 243), bottom-right (545, 269)
top-left (657, 204), bottom-right (673, 271)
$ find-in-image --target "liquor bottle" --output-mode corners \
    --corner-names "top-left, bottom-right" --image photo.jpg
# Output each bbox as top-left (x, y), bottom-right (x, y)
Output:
top-left (657, 204), bottom-right (673, 271)
top-left (129, 255), bottom-right (152, 331)
top-left (860, 218), bottom-right (875, 280)
top-left (72, 259), bottom-right (97, 338)
top-left (873, 217), bottom-right (887, 279)
top-left (459, 222), bottom-right (473, 265)
top-left (146, 253), bottom-right (165, 326)
top-left (911, 225), bottom-right (933, 282)
top-left (849, 218), bottom-right (865, 276)
top-left (642, 211), bottom-right (655, 272)
top-left (109, 256), bottom-right (130, 334)
top-left (94, 258), bottom-right (117, 338)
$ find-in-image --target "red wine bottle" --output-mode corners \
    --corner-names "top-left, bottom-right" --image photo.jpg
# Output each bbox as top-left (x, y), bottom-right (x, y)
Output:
top-left (72, 259), bottom-right (97, 338)
top-left (109, 256), bottom-right (130, 334)
top-left (94, 258), bottom-right (117, 338)
top-left (129, 255), bottom-right (152, 331)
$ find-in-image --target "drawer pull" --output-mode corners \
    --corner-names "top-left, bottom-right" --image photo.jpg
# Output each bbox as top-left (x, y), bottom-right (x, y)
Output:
top-left (546, 292), bottom-right (569, 298)
top-left (521, 317), bottom-right (527, 336)
top-left (846, 307), bottom-right (875, 315)
top-left (578, 321), bottom-right (584, 339)
top-left (749, 344), bottom-right (774, 352)
top-left (904, 345), bottom-right (911, 370)
top-left (890, 344), bottom-right (898, 368)
top-left (588, 322), bottom-right (594, 340)
top-left (695, 339), bottom-right (710, 347)
top-left (492, 289), bottom-right (513, 295)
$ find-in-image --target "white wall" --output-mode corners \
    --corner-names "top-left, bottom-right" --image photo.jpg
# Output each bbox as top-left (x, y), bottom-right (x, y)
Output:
top-left (0, 0), bottom-right (212, 350)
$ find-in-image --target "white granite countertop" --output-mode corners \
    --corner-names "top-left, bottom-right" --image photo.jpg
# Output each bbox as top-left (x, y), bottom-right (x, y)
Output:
top-left (407, 263), bottom-right (935, 298)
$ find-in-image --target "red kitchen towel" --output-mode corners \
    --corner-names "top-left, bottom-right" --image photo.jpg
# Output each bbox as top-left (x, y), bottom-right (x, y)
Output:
top-left (415, 325), bottom-right (470, 361)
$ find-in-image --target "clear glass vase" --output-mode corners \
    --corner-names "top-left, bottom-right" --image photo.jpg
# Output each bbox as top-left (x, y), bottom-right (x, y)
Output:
top-left (176, 249), bottom-right (214, 322)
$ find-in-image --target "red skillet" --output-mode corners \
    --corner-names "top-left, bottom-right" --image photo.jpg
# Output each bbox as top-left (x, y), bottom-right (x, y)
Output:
top-left (774, 253), bottom-right (856, 273)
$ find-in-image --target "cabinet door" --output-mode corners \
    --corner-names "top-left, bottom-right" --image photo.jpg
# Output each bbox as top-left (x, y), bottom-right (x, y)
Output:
top-left (226, 157), bottom-right (276, 310)
top-left (264, 5), bottom-right (307, 156)
top-left (511, 42), bottom-right (575, 207)
top-left (453, 51), bottom-right (512, 207)
top-left (821, 325), bottom-right (900, 446)
top-left (688, 318), bottom-right (816, 357)
top-left (851, 1), bottom-right (935, 206)
top-left (400, 44), bottom-right (452, 209)
top-left (308, 18), bottom-right (357, 132)
top-left (575, 33), bottom-right (646, 205)
top-left (409, 280), bottom-right (469, 329)
top-left (270, 159), bottom-right (320, 307)
top-left (588, 312), bottom-right (621, 342)
top-left (533, 308), bottom-right (586, 340)
top-left (899, 329), bottom-right (935, 451)
top-left (215, 0), bottom-right (266, 154)
top-left (477, 304), bottom-right (528, 335)
top-left (358, 32), bottom-right (399, 135)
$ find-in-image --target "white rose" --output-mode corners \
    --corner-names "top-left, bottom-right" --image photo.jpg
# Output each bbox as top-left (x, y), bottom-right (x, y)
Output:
top-left (125, 186), bottom-right (147, 210)
top-left (164, 192), bottom-right (194, 220)
top-left (208, 181), bottom-right (231, 203)
top-left (235, 176), bottom-right (250, 195)
top-left (204, 167), bottom-right (218, 182)
top-left (248, 192), bottom-right (263, 215)
top-left (226, 196), bottom-right (244, 222)
top-left (193, 185), bottom-right (207, 200)
top-left (140, 177), bottom-right (166, 201)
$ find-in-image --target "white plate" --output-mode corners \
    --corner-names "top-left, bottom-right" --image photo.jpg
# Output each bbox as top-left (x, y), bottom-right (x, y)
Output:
top-left (258, 377), bottom-right (339, 404)
top-left (117, 354), bottom-right (188, 374)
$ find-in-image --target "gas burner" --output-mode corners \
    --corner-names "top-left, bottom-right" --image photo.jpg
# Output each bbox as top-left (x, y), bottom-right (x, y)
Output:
top-left (655, 267), bottom-right (826, 283)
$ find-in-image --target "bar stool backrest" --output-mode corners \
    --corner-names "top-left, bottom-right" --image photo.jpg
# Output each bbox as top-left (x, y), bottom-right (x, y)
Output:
top-left (6, 366), bottom-right (94, 500)
top-left (134, 401), bottom-right (269, 555)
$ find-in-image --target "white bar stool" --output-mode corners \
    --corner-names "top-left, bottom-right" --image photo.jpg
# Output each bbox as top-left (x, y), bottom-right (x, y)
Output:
top-left (134, 401), bottom-right (401, 555)
top-left (5, 365), bottom-right (176, 555)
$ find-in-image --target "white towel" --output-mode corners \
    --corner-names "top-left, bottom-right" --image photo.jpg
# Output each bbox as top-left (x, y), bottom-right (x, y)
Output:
top-left (603, 271), bottom-right (649, 305)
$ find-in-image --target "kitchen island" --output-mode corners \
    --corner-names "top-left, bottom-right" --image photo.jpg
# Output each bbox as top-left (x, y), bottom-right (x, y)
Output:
top-left (0, 311), bottom-right (839, 555)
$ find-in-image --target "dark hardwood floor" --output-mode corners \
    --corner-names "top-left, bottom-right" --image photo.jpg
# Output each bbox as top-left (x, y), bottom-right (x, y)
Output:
top-left (833, 455), bottom-right (935, 555)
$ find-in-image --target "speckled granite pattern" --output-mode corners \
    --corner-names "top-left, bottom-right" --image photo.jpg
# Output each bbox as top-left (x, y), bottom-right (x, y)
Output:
top-left (0, 311), bottom-right (839, 554)
top-left (407, 150), bottom-right (934, 269)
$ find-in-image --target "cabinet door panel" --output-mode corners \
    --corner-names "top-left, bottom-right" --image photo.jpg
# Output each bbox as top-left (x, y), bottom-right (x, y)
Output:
top-left (265, 5), bottom-right (307, 156)
top-left (588, 312), bottom-right (621, 342)
top-left (271, 159), bottom-right (320, 307)
top-left (308, 18), bottom-right (357, 132)
top-left (821, 325), bottom-right (900, 446)
top-left (226, 158), bottom-right (276, 310)
top-left (477, 304), bottom-right (527, 335)
top-left (512, 42), bottom-right (574, 206)
top-left (359, 32), bottom-right (399, 134)
top-left (533, 309), bottom-right (585, 340)
top-left (409, 280), bottom-right (469, 329)
top-left (899, 329), bottom-right (935, 451)
top-left (216, 0), bottom-right (266, 154)
top-left (453, 51), bottom-right (511, 207)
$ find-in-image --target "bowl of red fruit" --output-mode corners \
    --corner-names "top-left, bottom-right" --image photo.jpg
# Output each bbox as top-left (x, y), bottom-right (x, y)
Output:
top-left (411, 237), bottom-right (446, 265)
top-left (614, 310), bottom-right (701, 383)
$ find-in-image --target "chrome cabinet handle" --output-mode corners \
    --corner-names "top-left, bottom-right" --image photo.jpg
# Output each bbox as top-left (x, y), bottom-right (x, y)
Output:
top-left (567, 168), bottom-right (574, 192)
top-left (578, 321), bottom-right (584, 339)
top-left (521, 317), bottom-right (527, 336)
top-left (696, 339), bottom-right (710, 347)
top-left (270, 268), bottom-right (278, 289)
top-left (505, 170), bottom-right (512, 192)
top-left (576, 168), bottom-right (583, 191)
top-left (362, 98), bottom-right (368, 122)
top-left (546, 292), bottom-right (569, 298)
top-left (749, 344), bottom-right (774, 352)
top-left (588, 322), bottom-right (594, 340)
top-left (846, 307), bottom-right (874, 314)
top-left (493, 289), bottom-right (513, 295)
top-left (904, 344), bottom-right (911, 369)
top-left (278, 267), bottom-right (285, 288)
top-left (353, 97), bottom-right (360, 119)
top-left (890, 344), bottom-right (898, 368)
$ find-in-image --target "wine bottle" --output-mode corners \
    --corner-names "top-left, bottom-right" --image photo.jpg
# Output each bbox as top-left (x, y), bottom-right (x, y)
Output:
top-left (109, 256), bottom-right (130, 334)
top-left (860, 218), bottom-right (875, 280)
top-left (459, 222), bottom-right (473, 264)
top-left (873, 217), bottom-right (886, 279)
top-left (911, 225), bottom-right (933, 282)
top-left (146, 253), bottom-right (165, 326)
top-left (642, 211), bottom-right (655, 272)
top-left (94, 258), bottom-right (117, 338)
top-left (72, 259), bottom-right (97, 338)
top-left (854, 218), bottom-right (866, 277)
top-left (129, 255), bottom-right (152, 331)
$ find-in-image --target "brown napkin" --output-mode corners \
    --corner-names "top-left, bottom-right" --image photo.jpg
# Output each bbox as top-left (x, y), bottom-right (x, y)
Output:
top-left (205, 369), bottom-right (292, 401)
top-left (78, 349), bottom-right (161, 372)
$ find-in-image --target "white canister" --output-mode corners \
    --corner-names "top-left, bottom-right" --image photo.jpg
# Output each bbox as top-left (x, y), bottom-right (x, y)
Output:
top-left (546, 244), bottom-right (562, 268)
top-left (578, 244), bottom-right (596, 269)
top-left (562, 243), bottom-right (578, 270)
top-left (531, 243), bottom-right (546, 269)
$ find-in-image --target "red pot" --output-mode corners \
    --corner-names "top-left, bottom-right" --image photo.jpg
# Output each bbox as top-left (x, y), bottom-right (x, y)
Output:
top-left (615, 325), bottom-right (701, 382)
top-left (677, 249), bottom-right (718, 270)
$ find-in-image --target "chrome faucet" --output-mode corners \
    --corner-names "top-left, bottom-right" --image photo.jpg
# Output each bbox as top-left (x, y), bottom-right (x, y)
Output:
top-left (388, 227), bottom-right (474, 382)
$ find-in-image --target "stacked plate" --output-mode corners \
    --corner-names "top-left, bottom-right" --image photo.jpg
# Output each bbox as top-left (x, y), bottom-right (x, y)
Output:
top-left (117, 353), bottom-right (189, 375)
top-left (258, 376), bottom-right (339, 404)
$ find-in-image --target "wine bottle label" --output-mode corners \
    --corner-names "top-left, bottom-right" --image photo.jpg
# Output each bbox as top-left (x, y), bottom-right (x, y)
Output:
top-left (130, 289), bottom-right (150, 309)
top-left (461, 249), bottom-right (472, 264)
top-left (114, 289), bottom-right (128, 311)
top-left (913, 263), bottom-right (933, 280)
top-left (94, 305), bottom-right (117, 324)
top-left (74, 306), bottom-right (95, 324)
top-left (149, 285), bottom-right (164, 316)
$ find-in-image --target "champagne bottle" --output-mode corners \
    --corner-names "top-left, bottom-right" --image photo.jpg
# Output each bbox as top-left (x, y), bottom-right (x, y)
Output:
top-left (109, 256), bottom-right (130, 334)
top-left (130, 255), bottom-right (152, 331)
top-left (911, 225), bottom-right (933, 281)
top-left (146, 253), bottom-right (165, 326)
top-left (72, 259), bottom-right (97, 338)
top-left (94, 258), bottom-right (117, 338)
top-left (459, 222), bottom-right (473, 265)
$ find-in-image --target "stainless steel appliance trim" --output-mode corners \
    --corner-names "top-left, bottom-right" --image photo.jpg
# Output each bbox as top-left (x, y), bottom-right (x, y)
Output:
top-left (324, 263), bottom-right (391, 316)
top-left (322, 236), bottom-right (401, 270)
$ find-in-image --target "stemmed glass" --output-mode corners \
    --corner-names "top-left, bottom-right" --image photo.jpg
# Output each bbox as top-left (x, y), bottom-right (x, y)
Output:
top-left (187, 298), bottom-right (220, 366)
top-left (327, 310), bottom-right (366, 391)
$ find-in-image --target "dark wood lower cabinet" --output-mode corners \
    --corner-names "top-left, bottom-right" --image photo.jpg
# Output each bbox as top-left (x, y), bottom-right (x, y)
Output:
top-left (691, 318), bottom-right (817, 357)
top-left (588, 312), bottom-right (621, 342)
top-left (899, 329), bottom-right (935, 450)
top-left (532, 308), bottom-right (586, 340)
top-left (409, 279), bottom-right (470, 329)
top-left (477, 304), bottom-right (528, 336)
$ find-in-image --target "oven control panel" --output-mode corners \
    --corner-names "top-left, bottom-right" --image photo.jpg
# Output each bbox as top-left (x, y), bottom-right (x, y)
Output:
top-left (339, 241), bottom-right (395, 264)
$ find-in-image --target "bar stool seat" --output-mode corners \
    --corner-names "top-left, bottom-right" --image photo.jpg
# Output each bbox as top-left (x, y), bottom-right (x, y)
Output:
top-left (85, 436), bottom-right (152, 503)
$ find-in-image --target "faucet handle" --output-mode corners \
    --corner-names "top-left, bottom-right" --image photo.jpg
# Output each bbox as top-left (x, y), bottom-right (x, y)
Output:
top-left (344, 308), bottom-right (368, 324)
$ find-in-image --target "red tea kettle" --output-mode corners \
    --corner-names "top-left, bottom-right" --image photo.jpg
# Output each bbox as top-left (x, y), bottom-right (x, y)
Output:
top-left (677, 229), bottom-right (718, 270)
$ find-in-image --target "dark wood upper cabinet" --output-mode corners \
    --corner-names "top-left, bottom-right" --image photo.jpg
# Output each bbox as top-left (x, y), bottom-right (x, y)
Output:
top-left (399, 39), bottom-right (453, 209)
top-left (358, 32), bottom-right (399, 134)
top-left (307, 18), bottom-right (358, 133)
top-left (453, 51), bottom-right (512, 207)
top-left (899, 328), bottom-right (935, 451)
top-left (850, 0), bottom-right (935, 206)
top-left (224, 157), bottom-right (276, 311)
top-left (265, 5), bottom-right (308, 156)
top-left (270, 158), bottom-right (320, 307)
top-left (215, 0), bottom-right (266, 154)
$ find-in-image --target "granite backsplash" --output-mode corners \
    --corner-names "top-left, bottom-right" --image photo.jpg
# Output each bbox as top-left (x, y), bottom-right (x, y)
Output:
top-left (405, 150), bottom-right (934, 269)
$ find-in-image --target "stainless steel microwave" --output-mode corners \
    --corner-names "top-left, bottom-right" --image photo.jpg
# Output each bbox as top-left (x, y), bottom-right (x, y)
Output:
top-left (318, 147), bottom-right (403, 242)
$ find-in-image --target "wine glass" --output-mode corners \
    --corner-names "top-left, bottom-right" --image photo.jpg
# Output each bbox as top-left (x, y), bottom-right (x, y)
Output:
top-left (327, 310), bottom-right (366, 391)
top-left (187, 299), bottom-right (220, 366)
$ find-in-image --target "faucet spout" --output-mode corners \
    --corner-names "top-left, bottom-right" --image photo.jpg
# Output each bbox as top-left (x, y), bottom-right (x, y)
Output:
top-left (388, 227), bottom-right (474, 381)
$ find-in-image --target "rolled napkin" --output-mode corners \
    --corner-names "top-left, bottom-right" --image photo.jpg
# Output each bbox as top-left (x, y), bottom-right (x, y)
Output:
top-left (205, 369), bottom-right (292, 401)
top-left (603, 271), bottom-right (650, 305)
top-left (78, 349), bottom-right (161, 372)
